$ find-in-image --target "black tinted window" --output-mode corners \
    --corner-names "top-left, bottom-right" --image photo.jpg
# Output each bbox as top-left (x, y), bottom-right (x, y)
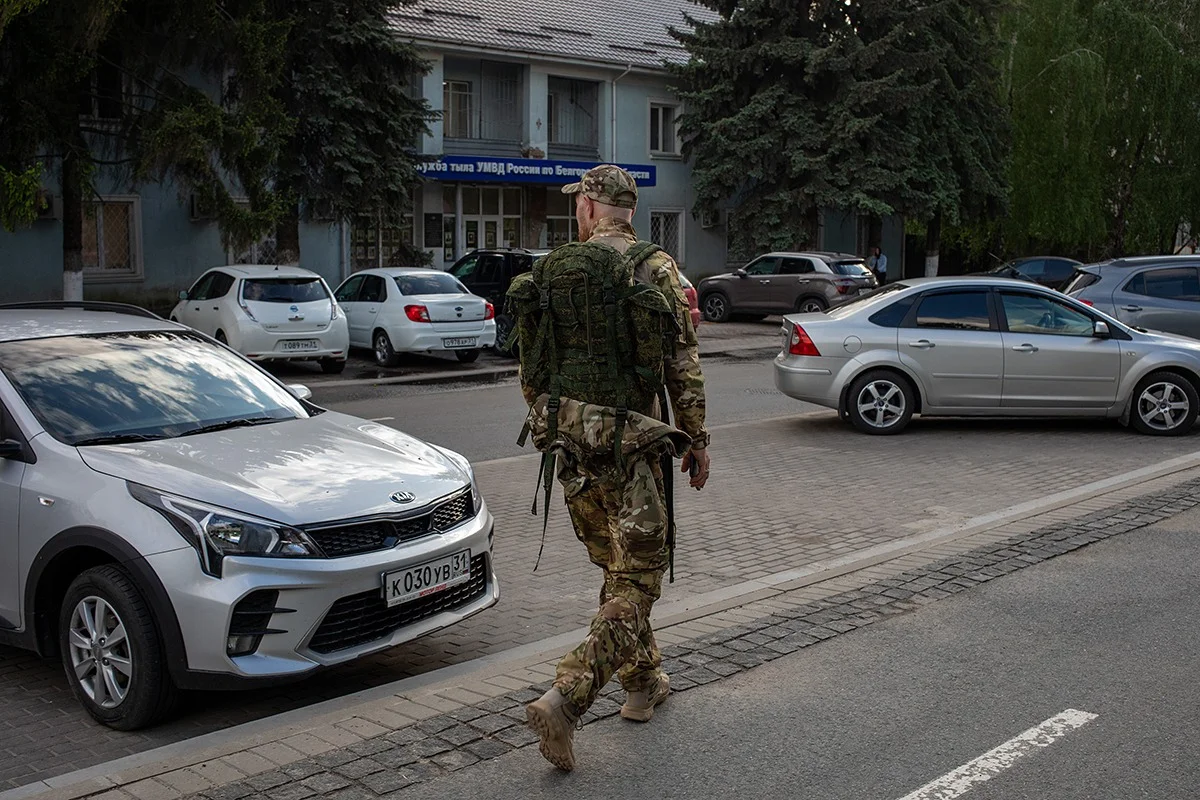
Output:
top-left (360, 276), bottom-right (386, 303)
top-left (869, 296), bottom-right (916, 327)
top-left (242, 278), bottom-right (329, 303)
top-left (209, 272), bottom-right (235, 298)
top-left (1063, 270), bottom-right (1099, 294)
top-left (914, 292), bottom-right (991, 331)
top-left (188, 273), bottom-right (216, 301)
top-left (832, 260), bottom-right (872, 277)
top-left (779, 258), bottom-right (815, 275)
top-left (393, 273), bottom-right (467, 295)
top-left (1126, 268), bottom-right (1200, 301)
top-left (1043, 260), bottom-right (1078, 281)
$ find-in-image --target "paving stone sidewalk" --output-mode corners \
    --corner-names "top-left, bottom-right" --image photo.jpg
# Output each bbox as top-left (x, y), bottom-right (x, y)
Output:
top-left (128, 477), bottom-right (1196, 800)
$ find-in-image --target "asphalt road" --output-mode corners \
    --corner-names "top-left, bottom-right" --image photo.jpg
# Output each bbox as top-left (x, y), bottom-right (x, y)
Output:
top-left (399, 506), bottom-right (1200, 800)
top-left (308, 354), bottom-right (811, 462)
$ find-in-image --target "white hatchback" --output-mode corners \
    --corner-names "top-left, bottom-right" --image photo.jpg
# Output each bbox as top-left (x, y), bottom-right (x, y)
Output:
top-left (171, 265), bottom-right (350, 374)
top-left (334, 268), bottom-right (497, 366)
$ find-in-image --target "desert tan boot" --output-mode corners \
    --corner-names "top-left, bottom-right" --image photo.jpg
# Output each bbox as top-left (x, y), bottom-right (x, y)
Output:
top-left (620, 673), bottom-right (670, 722)
top-left (526, 688), bottom-right (577, 771)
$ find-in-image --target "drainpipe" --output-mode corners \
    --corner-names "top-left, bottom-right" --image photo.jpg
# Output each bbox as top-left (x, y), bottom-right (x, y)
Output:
top-left (611, 64), bottom-right (633, 163)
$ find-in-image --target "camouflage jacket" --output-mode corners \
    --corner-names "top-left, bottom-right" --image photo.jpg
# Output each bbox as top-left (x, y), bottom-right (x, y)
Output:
top-left (520, 217), bottom-right (709, 451)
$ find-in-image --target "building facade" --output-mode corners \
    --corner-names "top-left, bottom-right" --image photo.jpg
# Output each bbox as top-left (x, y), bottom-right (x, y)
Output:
top-left (0, 0), bottom-right (905, 307)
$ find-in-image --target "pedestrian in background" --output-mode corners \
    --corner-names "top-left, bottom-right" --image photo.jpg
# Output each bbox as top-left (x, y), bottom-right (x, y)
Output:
top-left (506, 165), bottom-right (711, 771)
top-left (868, 246), bottom-right (888, 285)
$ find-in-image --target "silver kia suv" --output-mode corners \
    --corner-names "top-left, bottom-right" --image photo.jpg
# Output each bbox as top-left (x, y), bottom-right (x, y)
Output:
top-left (0, 302), bottom-right (498, 729)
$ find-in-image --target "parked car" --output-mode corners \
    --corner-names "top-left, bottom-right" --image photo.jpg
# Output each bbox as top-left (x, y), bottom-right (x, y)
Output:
top-left (334, 268), bottom-right (496, 365)
top-left (448, 248), bottom-right (550, 356)
top-left (984, 256), bottom-right (1082, 291)
top-left (0, 302), bottom-right (498, 729)
top-left (698, 251), bottom-right (878, 323)
top-left (774, 277), bottom-right (1200, 436)
top-left (170, 265), bottom-right (349, 374)
top-left (677, 271), bottom-right (702, 331)
top-left (1064, 255), bottom-right (1200, 340)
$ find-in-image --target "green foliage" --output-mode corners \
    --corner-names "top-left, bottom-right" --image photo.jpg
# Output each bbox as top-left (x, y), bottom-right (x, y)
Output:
top-left (1002, 0), bottom-right (1200, 258)
top-left (671, 0), bottom-right (1010, 256)
top-left (0, 162), bottom-right (41, 229)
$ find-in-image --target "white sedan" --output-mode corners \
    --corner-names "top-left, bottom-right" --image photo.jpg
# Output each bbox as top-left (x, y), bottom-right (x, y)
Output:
top-left (333, 268), bottom-right (497, 365)
top-left (170, 265), bottom-right (350, 374)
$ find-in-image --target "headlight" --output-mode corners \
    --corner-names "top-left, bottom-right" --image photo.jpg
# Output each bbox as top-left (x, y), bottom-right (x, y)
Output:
top-left (128, 483), bottom-right (321, 577)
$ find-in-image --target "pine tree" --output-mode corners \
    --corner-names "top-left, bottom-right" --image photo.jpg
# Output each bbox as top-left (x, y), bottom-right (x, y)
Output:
top-left (269, 0), bottom-right (435, 265)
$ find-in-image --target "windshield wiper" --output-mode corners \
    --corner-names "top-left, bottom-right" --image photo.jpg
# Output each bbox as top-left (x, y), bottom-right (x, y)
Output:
top-left (73, 433), bottom-right (163, 447)
top-left (179, 417), bottom-right (287, 437)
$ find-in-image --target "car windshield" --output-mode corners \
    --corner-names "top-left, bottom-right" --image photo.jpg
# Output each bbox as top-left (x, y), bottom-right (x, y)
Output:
top-left (0, 331), bottom-right (308, 446)
top-left (832, 260), bottom-right (872, 277)
top-left (826, 283), bottom-right (909, 318)
top-left (242, 277), bottom-right (329, 303)
top-left (394, 274), bottom-right (467, 295)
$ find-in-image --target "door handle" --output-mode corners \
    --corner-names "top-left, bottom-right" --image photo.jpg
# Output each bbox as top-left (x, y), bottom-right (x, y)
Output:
top-left (907, 340), bottom-right (935, 349)
top-left (758, 279), bottom-right (771, 285)
top-left (369, 307), bottom-right (377, 313)
top-left (1122, 305), bottom-right (1143, 312)
top-left (1011, 344), bottom-right (1039, 353)
top-left (798, 279), bottom-right (810, 284)
top-left (212, 306), bottom-right (219, 311)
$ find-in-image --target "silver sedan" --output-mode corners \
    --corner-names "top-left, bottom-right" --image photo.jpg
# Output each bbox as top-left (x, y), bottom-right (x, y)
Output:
top-left (773, 277), bottom-right (1200, 435)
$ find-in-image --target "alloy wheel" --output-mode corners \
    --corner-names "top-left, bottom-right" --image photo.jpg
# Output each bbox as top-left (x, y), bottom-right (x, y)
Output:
top-left (800, 299), bottom-right (826, 313)
top-left (856, 380), bottom-right (906, 429)
top-left (703, 295), bottom-right (726, 321)
top-left (68, 596), bottom-right (132, 709)
top-left (1137, 381), bottom-right (1190, 432)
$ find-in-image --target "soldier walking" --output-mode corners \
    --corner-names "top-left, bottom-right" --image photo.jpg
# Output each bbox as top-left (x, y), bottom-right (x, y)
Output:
top-left (506, 165), bottom-right (710, 771)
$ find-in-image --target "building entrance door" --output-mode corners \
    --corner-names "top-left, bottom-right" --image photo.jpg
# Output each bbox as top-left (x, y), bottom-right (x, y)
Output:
top-left (464, 216), bottom-right (505, 251)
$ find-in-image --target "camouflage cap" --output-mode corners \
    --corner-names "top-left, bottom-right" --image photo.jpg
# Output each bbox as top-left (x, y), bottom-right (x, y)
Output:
top-left (561, 164), bottom-right (638, 209)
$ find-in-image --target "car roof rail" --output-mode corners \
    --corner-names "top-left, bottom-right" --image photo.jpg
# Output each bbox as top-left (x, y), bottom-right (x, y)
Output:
top-left (0, 301), bottom-right (163, 319)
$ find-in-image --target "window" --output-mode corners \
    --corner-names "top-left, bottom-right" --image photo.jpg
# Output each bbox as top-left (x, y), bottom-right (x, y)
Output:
top-left (241, 278), bottom-right (330, 304)
top-left (548, 78), bottom-right (599, 147)
top-left (650, 211), bottom-right (682, 259)
top-left (780, 258), bottom-right (816, 275)
top-left (474, 254), bottom-right (505, 284)
top-left (443, 80), bottom-right (473, 139)
top-left (1042, 260), bottom-right (1079, 284)
top-left (1016, 259), bottom-right (1046, 278)
top-left (393, 273), bottom-right (466, 296)
top-left (186, 273), bottom-right (217, 301)
top-left (649, 103), bottom-right (679, 155)
top-left (335, 275), bottom-right (364, 303)
top-left (545, 189), bottom-right (578, 248)
top-left (82, 197), bottom-right (141, 279)
top-left (449, 255), bottom-right (479, 281)
top-left (831, 260), bottom-right (873, 277)
top-left (913, 292), bottom-right (991, 331)
top-left (868, 295), bottom-right (916, 328)
top-left (744, 257), bottom-right (779, 276)
top-left (208, 272), bottom-right (235, 299)
top-left (1124, 268), bottom-right (1200, 301)
top-left (360, 275), bottom-right (387, 303)
top-left (352, 208), bottom-right (415, 270)
top-left (480, 61), bottom-right (523, 141)
top-left (1001, 293), bottom-right (1093, 336)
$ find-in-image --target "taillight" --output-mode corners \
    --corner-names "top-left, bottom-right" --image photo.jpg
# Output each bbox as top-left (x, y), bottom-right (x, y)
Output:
top-left (238, 300), bottom-right (258, 321)
top-left (788, 324), bottom-right (821, 356)
top-left (330, 302), bottom-right (342, 321)
top-left (484, 302), bottom-right (495, 320)
top-left (835, 279), bottom-right (855, 295)
top-left (1079, 299), bottom-right (1094, 306)
top-left (405, 304), bottom-right (431, 323)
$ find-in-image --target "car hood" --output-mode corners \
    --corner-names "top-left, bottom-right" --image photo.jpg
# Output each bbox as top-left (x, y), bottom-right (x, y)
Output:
top-left (1134, 328), bottom-right (1200, 351)
top-left (78, 412), bottom-right (471, 526)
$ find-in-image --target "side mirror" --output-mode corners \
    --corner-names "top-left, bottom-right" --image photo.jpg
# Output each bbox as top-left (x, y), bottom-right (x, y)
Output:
top-left (0, 439), bottom-right (25, 460)
top-left (1093, 321), bottom-right (1111, 339)
top-left (288, 384), bottom-right (313, 401)
top-left (735, 268), bottom-right (748, 278)
top-left (178, 290), bottom-right (189, 301)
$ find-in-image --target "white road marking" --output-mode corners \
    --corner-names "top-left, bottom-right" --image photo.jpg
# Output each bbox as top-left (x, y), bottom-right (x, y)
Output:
top-left (896, 709), bottom-right (1099, 800)
top-left (369, 416), bottom-right (395, 422)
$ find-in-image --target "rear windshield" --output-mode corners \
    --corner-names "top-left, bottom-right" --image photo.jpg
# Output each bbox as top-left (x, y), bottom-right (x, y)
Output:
top-left (394, 273), bottom-right (467, 296)
top-left (832, 260), bottom-right (872, 277)
top-left (242, 277), bottom-right (329, 304)
top-left (1062, 270), bottom-right (1100, 294)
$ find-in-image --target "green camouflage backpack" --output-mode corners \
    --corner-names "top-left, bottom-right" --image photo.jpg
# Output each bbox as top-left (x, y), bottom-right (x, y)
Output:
top-left (505, 240), bottom-right (678, 464)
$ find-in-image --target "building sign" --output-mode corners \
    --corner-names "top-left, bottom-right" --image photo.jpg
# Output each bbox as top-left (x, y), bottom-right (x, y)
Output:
top-left (418, 155), bottom-right (657, 187)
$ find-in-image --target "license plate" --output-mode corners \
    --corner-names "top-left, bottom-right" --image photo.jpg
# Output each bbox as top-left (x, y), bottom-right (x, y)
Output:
top-left (443, 337), bottom-right (477, 349)
top-left (382, 550), bottom-right (471, 607)
top-left (280, 339), bottom-right (319, 352)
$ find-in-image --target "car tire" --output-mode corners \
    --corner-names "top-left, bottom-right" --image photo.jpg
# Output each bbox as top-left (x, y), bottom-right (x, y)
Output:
top-left (373, 330), bottom-right (399, 367)
top-left (59, 565), bottom-right (179, 731)
top-left (319, 358), bottom-right (346, 375)
top-left (455, 349), bottom-right (480, 363)
top-left (797, 296), bottom-right (828, 314)
top-left (494, 314), bottom-right (518, 358)
top-left (846, 370), bottom-right (915, 435)
top-left (702, 292), bottom-right (731, 323)
top-left (1130, 371), bottom-right (1199, 436)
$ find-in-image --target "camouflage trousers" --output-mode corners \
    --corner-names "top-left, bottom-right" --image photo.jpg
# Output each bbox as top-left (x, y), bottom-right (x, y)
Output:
top-left (553, 455), bottom-right (669, 718)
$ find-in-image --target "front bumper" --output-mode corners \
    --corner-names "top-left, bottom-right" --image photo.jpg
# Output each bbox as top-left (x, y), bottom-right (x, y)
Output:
top-left (148, 501), bottom-right (498, 680)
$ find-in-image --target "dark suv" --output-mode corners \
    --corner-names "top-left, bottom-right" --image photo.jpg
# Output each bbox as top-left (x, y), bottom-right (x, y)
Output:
top-left (448, 248), bottom-right (551, 355)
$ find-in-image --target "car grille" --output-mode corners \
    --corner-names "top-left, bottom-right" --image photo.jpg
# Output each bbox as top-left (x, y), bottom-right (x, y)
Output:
top-left (305, 490), bottom-right (475, 558)
top-left (307, 553), bottom-right (489, 654)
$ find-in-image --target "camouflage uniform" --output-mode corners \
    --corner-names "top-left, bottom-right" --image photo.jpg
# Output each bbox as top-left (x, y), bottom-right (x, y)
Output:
top-left (523, 165), bottom-right (709, 719)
